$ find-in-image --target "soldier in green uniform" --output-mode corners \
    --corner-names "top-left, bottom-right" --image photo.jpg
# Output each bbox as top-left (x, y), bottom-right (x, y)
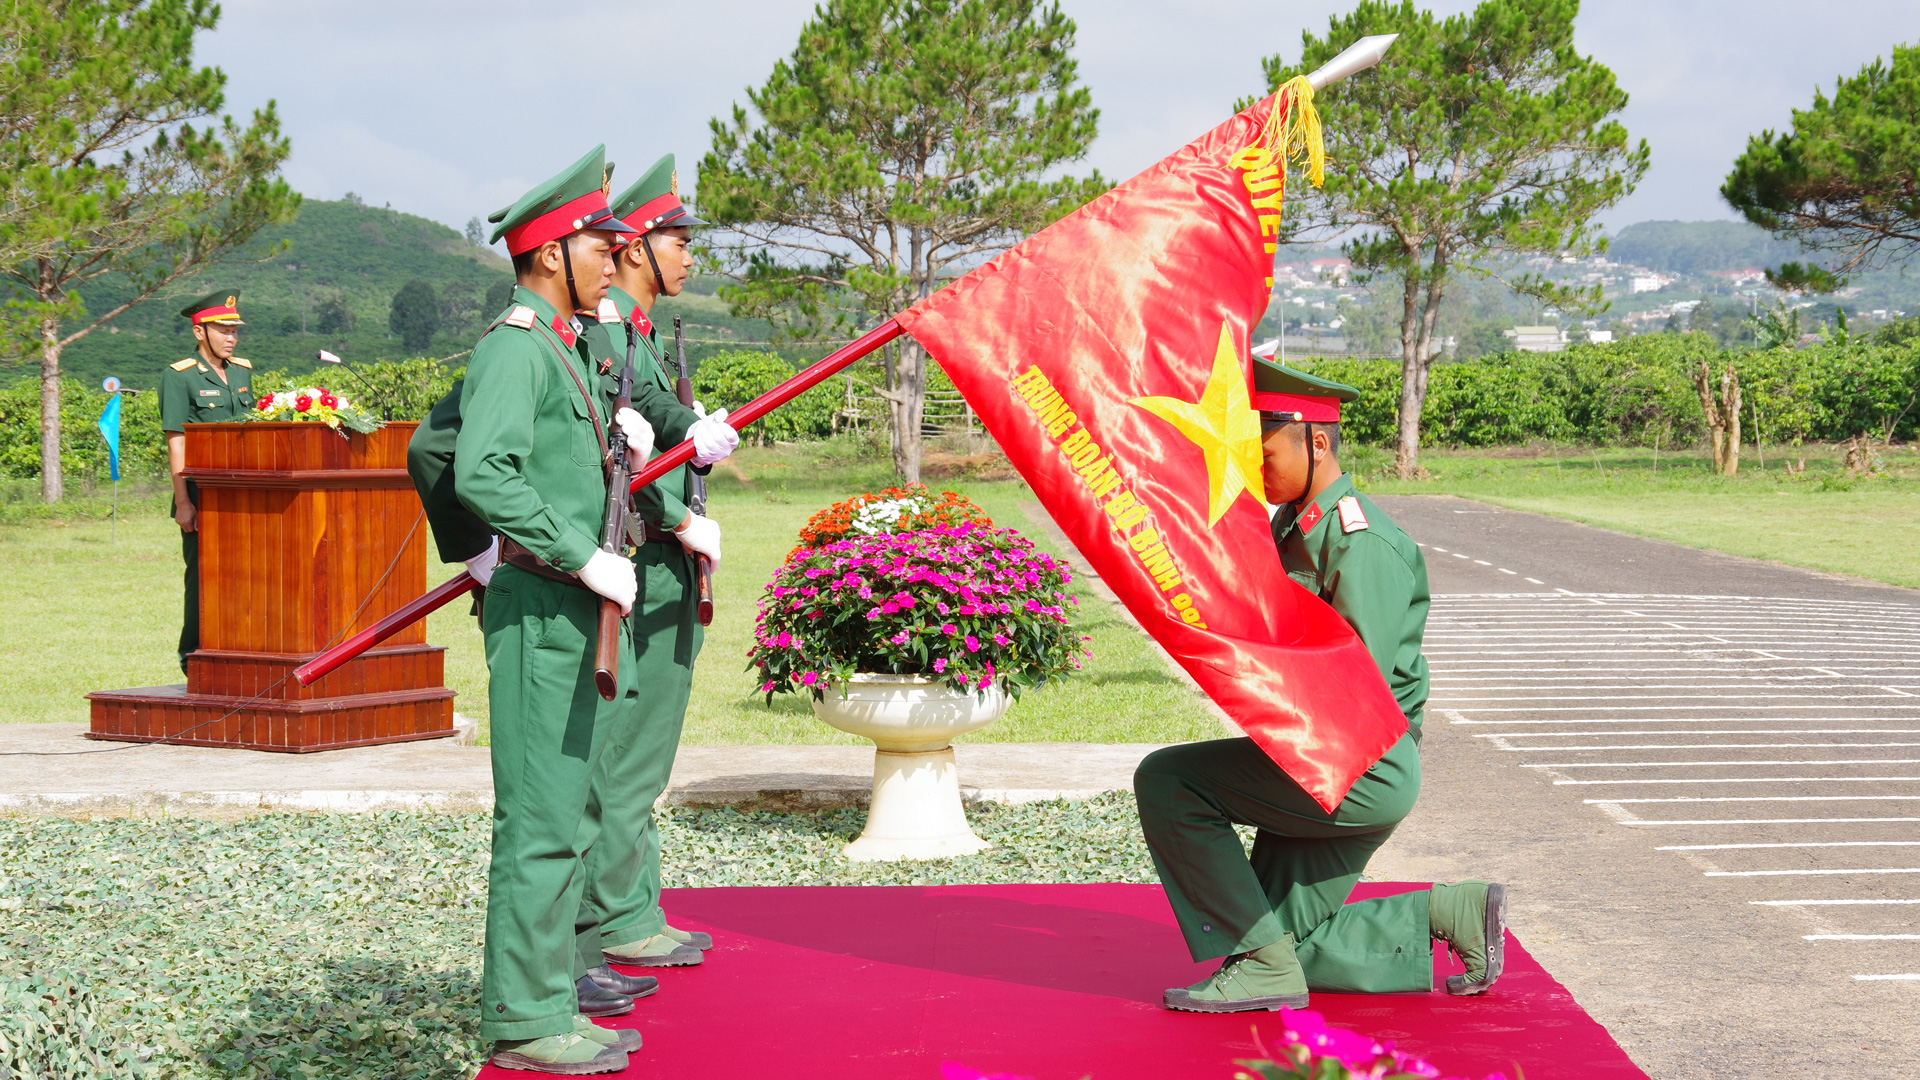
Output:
top-left (406, 154), bottom-right (737, 1032)
top-left (452, 146), bottom-right (691, 1075)
top-left (574, 154), bottom-right (726, 976)
top-left (158, 291), bottom-right (255, 673)
top-left (1135, 359), bottom-right (1506, 1013)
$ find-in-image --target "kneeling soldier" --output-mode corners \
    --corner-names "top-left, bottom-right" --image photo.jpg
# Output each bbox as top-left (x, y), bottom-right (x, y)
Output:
top-left (1135, 359), bottom-right (1505, 1013)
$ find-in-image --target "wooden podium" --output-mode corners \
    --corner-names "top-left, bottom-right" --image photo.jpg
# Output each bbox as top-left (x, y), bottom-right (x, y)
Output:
top-left (88, 421), bottom-right (457, 751)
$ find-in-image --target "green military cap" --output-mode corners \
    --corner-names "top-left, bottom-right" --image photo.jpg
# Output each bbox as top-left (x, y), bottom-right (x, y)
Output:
top-left (486, 144), bottom-right (633, 255)
top-left (180, 290), bottom-right (244, 326)
top-left (1250, 356), bottom-right (1358, 422)
top-left (610, 154), bottom-right (708, 232)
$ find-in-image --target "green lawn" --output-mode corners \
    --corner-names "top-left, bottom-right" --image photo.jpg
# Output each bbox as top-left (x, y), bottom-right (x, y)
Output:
top-left (1355, 442), bottom-right (1920, 589)
top-left (0, 448), bottom-right (1227, 744)
top-left (8, 438), bottom-right (1913, 730)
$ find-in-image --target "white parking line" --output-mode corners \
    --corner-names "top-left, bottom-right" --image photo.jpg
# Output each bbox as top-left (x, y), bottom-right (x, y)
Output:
top-left (1621, 818), bottom-right (1920, 826)
top-left (1557, 777), bottom-right (1920, 785)
top-left (1659, 842), bottom-right (1920, 851)
top-left (1707, 868), bottom-right (1920, 877)
top-left (1585, 795), bottom-right (1920, 803)
top-left (1508, 743), bottom-right (1920, 751)
top-left (1478, 730), bottom-right (1920, 738)
top-left (1753, 899), bottom-right (1920, 906)
top-left (1529, 758), bottom-right (1920, 769)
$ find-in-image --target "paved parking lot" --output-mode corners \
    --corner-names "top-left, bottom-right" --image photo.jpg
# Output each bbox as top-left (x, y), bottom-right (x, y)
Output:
top-left (1366, 496), bottom-right (1920, 1078)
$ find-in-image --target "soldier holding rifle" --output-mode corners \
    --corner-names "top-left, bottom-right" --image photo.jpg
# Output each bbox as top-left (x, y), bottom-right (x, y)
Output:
top-left (574, 154), bottom-right (727, 974)
top-left (450, 146), bottom-right (722, 1075)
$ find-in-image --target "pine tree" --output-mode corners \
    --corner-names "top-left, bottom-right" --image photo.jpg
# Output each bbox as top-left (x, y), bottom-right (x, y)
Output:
top-left (0, 0), bottom-right (298, 502)
top-left (1262, 0), bottom-right (1647, 478)
top-left (699, 0), bottom-right (1103, 480)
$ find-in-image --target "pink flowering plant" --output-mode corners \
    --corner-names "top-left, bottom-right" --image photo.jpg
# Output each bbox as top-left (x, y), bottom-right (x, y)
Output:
top-left (749, 523), bottom-right (1086, 700)
top-left (1236, 1007), bottom-right (1511, 1080)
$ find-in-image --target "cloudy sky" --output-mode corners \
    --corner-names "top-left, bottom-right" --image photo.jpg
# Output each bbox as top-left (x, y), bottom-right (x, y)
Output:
top-left (202, 0), bottom-right (1916, 243)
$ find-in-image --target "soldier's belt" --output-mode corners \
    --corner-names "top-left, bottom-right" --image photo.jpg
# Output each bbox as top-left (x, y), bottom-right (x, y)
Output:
top-left (498, 538), bottom-right (591, 590)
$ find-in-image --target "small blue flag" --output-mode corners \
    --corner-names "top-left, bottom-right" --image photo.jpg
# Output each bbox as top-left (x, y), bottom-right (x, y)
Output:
top-left (98, 393), bottom-right (122, 482)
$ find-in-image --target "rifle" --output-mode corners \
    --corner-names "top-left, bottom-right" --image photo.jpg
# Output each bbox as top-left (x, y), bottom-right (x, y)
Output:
top-left (592, 322), bottom-right (639, 701)
top-left (291, 319), bottom-right (906, 688)
top-left (671, 317), bottom-right (715, 626)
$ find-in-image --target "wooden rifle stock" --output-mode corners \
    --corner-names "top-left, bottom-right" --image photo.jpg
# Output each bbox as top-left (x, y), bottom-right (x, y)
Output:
top-left (593, 323), bottom-right (639, 701)
top-left (671, 317), bottom-right (716, 627)
top-left (293, 319), bottom-right (908, 684)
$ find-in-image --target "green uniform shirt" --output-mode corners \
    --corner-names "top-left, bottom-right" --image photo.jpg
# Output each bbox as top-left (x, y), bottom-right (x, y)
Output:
top-left (582, 286), bottom-right (698, 529)
top-left (1272, 474), bottom-right (1431, 735)
top-left (159, 355), bottom-right (255, 432)
top-left (412, 289), bottom-right (697, 565)
top-left (453, 287), bottom-right (616, 574)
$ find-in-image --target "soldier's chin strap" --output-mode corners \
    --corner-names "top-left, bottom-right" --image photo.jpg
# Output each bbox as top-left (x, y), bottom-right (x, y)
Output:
top-left (640, 231), bottom-right (668, 297)
top-left (559, 235), bottom-right (583, 314)
top-left (1291, 421), bottom-right (1318, 510)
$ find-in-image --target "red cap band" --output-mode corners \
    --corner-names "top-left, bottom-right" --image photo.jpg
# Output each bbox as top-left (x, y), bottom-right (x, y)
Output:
top-left (629, 192), bottom-right (685, 230)
top-left (191, 305), bottom-right (240, 325)
top-left (503, 191), bottom-right (620, 256)
top-left (1254, 391), bottom-right (1341, 422)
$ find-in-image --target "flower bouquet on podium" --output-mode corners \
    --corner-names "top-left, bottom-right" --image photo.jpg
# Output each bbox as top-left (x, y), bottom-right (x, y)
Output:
top-left (250, 386), bottom-right (380, 434)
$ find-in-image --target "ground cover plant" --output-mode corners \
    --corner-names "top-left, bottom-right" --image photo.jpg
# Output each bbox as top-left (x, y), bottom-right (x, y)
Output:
top-left (0, 797), bottom-right (1157, 1079)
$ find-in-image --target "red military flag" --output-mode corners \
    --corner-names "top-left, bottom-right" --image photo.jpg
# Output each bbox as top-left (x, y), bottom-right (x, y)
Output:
top-left (895, 76), bottom-right (1404, 811)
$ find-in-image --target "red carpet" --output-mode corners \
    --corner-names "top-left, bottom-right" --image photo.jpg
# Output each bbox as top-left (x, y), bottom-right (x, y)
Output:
top-left (479, 883), bottom-right (1645, 1080)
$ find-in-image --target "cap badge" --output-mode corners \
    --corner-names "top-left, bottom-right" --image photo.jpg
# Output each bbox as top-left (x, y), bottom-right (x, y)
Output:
top-left (224, 296), bottom-right (236, 307)
top-left (670, 170), bottom-right (679, 196)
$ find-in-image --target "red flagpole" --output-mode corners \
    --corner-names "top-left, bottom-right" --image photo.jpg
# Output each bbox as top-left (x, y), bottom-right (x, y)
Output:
top-left (293, 319), bottom-right (906, 686)
top-left (628, 318), bottom-right (904, 494)
top-left (293, 571), bottom-right (480, 686)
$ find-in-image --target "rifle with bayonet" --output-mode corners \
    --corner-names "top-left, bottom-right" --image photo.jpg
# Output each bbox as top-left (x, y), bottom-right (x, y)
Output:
top-left (593, 321), bottom-right (639, 701)
top-left (672, 316), bottom-right (715, 626)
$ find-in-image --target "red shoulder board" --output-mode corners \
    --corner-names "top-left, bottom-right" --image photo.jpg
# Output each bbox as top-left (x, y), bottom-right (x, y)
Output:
top-left (631, 309), bottom-right (653, 337)
top-left (1296, 501), bottom-right (1324, 536)
top-left (549, 314), bottom-right (577, 349)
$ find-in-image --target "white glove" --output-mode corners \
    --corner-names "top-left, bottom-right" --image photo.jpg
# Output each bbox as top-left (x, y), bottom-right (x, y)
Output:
top-left (464, 536), bottom-right (500, 587)
top-left (690, 408), bottom-right (738, 467)
top-left (578, 549), bottom-right (637, 615)
top-left (674, 512), bottom-right (721, 573)
top-left (615, 406), bottom-right (653, 471)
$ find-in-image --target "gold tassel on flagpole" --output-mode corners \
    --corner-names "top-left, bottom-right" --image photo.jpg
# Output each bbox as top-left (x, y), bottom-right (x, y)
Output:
top-left (1244, 76), bottom-right (1326, 188)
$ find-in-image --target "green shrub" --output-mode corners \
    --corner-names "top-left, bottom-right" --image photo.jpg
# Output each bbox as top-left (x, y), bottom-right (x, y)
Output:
top-left (690, 350), bottom-right (841, 444)
top-left (0, 380), bottom-right (169, 483)
top-left (253, 356), bottom-right (462, 424)
top-left (1294, 336), bottom-right (1920, 447)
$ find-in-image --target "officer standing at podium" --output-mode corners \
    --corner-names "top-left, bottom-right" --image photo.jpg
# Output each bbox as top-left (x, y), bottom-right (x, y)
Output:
top-left (158, 291), bottom-right (255, 674)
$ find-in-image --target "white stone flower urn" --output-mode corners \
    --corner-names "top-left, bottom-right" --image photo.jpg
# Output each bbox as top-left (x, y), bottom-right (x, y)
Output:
top-left (812, 673), bottom-right (1010, 861)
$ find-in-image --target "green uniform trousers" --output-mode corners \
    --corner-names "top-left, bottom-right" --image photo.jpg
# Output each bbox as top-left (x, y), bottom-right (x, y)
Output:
top-left (178, 527), bottom-right (198, 673)
top-left (481, 564), bottom-right (635, 1042)
top-left (573, 541), bottom-right (704, 973)
top-left (1134, 733), bottom-right (1430, 993)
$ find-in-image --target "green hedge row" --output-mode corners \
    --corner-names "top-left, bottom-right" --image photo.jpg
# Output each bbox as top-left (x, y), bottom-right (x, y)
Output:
top-left (1296, 334), bottom-right (1920, 447)
top-left (12, 336), bottom-right (1913, 484)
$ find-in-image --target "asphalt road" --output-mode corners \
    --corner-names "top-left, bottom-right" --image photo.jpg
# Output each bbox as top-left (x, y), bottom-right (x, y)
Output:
top-left (1363, 495), bottom-right (1920, 1079)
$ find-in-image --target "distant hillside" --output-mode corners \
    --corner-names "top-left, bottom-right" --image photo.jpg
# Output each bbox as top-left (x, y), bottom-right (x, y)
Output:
top-left (1607, 220), bottom-right (1801, 275)
top-left (21, 197), bottom-right (835, 391)
top-left (40, 198), bottom-right (514, 391)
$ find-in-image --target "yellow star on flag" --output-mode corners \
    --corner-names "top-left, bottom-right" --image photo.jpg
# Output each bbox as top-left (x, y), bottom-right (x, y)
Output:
top-left (1130, 322), bottom-right (1266, 526)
